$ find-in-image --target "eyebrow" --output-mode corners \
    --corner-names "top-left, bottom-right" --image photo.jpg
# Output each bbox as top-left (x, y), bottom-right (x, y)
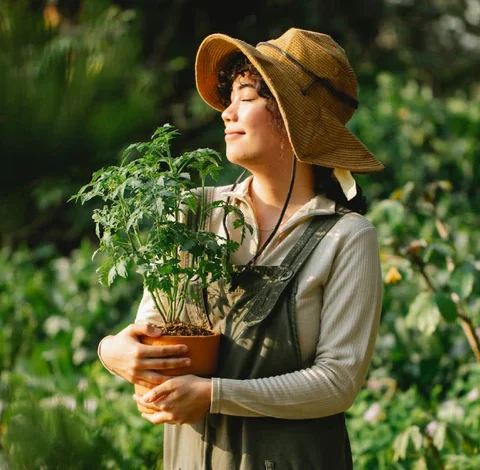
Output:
top-left (235, 82), bottom-right (257, 91)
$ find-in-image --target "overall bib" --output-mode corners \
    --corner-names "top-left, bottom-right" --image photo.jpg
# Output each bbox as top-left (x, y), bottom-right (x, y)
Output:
top-left (163, 211), bottom-right (352, 470)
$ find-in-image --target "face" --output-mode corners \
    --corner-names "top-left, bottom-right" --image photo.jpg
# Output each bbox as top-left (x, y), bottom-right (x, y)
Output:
top-left (221, 73), bottom-right (293, 170)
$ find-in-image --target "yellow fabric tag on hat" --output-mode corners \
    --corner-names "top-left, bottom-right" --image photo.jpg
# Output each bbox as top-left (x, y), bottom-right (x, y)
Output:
top-left (333, 169), bottom-right (357, 201)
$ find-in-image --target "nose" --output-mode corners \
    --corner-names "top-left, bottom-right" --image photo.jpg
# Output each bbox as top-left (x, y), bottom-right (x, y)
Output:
top-left (221, 101), bottom-right (236, 122)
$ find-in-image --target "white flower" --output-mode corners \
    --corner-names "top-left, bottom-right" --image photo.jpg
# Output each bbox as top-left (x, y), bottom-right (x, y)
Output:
top-left (72, 326), bottom-right (86, 348)
top-left (366, 378), bottom-right (383, 391)
top-left (77, 377), bottom-right (88, 392)
top-left (40, 396), bottom-right (76, 411)
top-left (44, 316), bottom-right (71, 336)
top-left (467, 388), bottom-right (479, 402)
top-left (363, 402), bottom-right (382, 423)
top-left (84, 399), bottom-right (98, 413)
top-left (73, 348), bottom-right (87, 365)
top-left (425, 420), bottom-right (438, 437)
top-left (438, 399), bottom-right (465, 421)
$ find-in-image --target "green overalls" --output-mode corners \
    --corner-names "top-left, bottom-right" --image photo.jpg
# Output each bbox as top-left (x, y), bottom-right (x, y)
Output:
top-left (163, 211), bottom-right (353, 470)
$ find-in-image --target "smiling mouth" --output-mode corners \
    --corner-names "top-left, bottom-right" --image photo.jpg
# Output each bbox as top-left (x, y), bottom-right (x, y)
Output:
top-left (225, 132), bottom-right (245, 139)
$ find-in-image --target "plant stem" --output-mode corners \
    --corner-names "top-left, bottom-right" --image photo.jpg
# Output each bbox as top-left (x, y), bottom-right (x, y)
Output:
top-left (150, 290), bottom-right (168, 325)
top-left (451, 293), bottom-right (480, 363)
top-left (199, 176), bottom-right (206, 231)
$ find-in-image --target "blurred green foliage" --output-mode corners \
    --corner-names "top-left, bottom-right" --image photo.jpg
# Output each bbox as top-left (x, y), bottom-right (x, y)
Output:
top-left (0, 241), bottom-right (166, 469)
top-left (1, 0), bottom-right (479, 468)
top-left (0, 0), bottom-right (159, 248)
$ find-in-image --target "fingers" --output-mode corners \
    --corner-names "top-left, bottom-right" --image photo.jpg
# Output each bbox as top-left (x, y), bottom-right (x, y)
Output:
top-left (140, 344), bottom-right (189, 359)
top-left (142, 356), bottom-right (191, 370)
top-left (132, 374), bottom-right (161, 390)
top-left (142, 411), bottom-right (177, 425)
top-left (133, 393), bottom-right (172, 419)
top-left (134, 393), bottom-right (183, 425)
top-left (134, 379), bottom-right (173, 404)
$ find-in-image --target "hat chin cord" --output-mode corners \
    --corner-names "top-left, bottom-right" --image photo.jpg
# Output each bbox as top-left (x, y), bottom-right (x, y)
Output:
top-left (248, 155), bottom-right (296, 266)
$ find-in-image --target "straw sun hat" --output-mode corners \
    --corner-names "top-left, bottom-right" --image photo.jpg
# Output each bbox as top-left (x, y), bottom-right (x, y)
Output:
top-left (195, 27), bottom-right (384, 179)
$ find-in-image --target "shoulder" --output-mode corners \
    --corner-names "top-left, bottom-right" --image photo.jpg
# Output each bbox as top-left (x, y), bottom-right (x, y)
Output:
top-left (334, 210), bottom-right (378, 236)
top-left (320, 210), bottom-right (380, 253)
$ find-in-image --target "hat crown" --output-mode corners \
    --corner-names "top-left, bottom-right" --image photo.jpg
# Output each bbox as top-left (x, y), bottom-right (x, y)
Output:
top-left (261, 28), bottom-right (358, 121)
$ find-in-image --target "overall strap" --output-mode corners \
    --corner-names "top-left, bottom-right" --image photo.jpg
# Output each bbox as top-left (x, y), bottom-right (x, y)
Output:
top-left (281, 208), bottom-right (350, 270)
top-left (242, 210), bottom-right (348, 326)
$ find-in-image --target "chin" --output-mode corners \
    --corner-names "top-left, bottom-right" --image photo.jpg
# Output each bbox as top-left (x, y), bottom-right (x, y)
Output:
top-left (225, 153), bottom-right (252, 167)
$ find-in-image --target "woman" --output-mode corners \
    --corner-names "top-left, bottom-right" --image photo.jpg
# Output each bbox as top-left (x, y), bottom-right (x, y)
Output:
top-left (99, 28), bottom-right (384, 469)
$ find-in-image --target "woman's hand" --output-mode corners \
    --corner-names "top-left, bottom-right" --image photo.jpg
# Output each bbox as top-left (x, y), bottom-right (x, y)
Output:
top-left (133, 375), bottom-right (212, 425)
top-left (98, 323), bottom-right (191, 388)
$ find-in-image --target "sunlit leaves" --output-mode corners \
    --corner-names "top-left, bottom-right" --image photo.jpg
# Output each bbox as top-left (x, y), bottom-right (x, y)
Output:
top-left (406, 292), bottom-right (441, 336)
top-left (393, 425), bottom-right (424, 461)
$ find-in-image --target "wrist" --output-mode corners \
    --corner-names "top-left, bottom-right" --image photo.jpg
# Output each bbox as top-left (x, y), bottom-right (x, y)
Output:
top-left (98, 335), bottom-right (118, 376)
top-left (209, 377), bottom-right (220, 414)
top-left (205, 378), bottom-right (213, 413)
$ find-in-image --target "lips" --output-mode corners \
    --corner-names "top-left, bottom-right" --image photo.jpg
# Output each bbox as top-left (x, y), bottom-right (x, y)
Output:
top-left (225, 130), bottom-right (245, 140)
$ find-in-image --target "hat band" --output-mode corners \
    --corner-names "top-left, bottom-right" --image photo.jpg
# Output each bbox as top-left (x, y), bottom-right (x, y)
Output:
top-left (256, 41), bottom-right (359, 110)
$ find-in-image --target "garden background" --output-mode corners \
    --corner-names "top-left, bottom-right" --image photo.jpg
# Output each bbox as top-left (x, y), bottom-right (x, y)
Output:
top-left (1, 0), bottom-right (479, 468)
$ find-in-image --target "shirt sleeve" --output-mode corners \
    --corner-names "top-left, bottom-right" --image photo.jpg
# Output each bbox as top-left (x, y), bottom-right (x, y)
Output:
top-left (210, 225), bottom-right (383, 419)
top-left (135, 288), bottom-right (165, 325)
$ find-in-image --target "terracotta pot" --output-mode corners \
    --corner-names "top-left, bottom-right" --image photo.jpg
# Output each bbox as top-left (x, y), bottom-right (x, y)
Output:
top-left (134, 330), bottom-right (221, 413)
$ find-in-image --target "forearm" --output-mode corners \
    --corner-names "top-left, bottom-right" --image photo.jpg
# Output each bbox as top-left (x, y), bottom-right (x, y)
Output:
top-left (210, 364), bottom-right (356, 419)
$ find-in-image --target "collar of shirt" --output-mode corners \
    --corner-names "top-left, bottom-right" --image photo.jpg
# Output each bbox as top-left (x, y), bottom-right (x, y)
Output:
top-left (220, 175), bottom-right (336, 235)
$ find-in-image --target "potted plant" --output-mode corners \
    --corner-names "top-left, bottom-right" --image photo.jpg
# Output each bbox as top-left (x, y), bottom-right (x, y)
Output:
top-left (70, 124), bottom-right (250, 410)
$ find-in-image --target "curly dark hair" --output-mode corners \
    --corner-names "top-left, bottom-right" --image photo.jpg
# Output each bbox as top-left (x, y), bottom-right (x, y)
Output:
top-left (216, 53), bottom-right (367, 215)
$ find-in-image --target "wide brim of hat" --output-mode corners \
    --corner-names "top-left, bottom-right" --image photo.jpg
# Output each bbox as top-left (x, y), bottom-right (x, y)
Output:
top-left (195, 34), bottom-right (264, 112)
top-left (195, 33), bottom-right (384, 173)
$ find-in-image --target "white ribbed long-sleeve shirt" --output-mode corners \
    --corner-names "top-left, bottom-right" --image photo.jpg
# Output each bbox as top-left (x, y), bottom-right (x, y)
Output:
top-left (136, 176), bottom-right (383, 419)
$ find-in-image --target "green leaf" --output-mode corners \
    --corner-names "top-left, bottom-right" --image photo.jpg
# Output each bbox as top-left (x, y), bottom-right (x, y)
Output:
top-left (405, 292), bottom-right (441, 336)
top-left (412, 456), bottom-right (428, 470)
top-left (393, 429), bottom-right (410, 461)
top-left (432, 421), bottom-right (447, 450)
top-left (117, 261), bottom-right (128, 279)
top-left (445, 424), bottom-right (463, 452)
top-left (107, 266), bottom-right (117, 286)
top-left (371, 199), bottom-right (406, 230)
top-left (450, 263), bottom-right (476, 300)
top-left (409, 425), bottom-right (424, 451)
top-left (434, 291), bottom-right (458, 322)
top-left (423, 242), bottom-right (455, 264)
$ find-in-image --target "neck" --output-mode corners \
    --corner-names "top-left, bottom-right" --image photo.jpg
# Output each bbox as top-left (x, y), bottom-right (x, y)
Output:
top-left (248, 157), bottom-right (315, 231)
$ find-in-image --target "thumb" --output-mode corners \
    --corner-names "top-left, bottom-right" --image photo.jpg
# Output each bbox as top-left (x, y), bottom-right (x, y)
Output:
top-left (144, 323), bottom-right (164, 337)
top-left (127, 322), bottom-right (163, 338)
